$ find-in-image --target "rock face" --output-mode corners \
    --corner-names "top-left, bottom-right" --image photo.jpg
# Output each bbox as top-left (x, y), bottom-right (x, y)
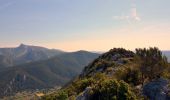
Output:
top-left (143, 78), bottom-right (170, 100)
top-left (76, 87), bottom-right (92, 100)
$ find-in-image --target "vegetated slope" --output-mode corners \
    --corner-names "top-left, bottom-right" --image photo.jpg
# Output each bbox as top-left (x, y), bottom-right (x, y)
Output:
top-left (0, 51), bottom-right (99, 98)
top-left (43, 48), bottom-right (170, 100)
top-left (0, 44), bottom-right (64, 67)
top-left (0, 55), bottom-right (9, 67)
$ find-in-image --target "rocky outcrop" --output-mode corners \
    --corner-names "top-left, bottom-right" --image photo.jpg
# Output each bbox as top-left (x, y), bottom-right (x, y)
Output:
top-left (143, 78), bottom-right (170, 100)
top-left (76, 87), bottom-right (92, 100)
top-left (80, 48), bottom-right (135, 77)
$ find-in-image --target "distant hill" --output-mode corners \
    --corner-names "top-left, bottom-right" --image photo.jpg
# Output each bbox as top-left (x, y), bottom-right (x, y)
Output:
top-left (0, 44), bottom-right (65, 67)
top-left (162, 51), bottom-right (170, 62)
top-left (0, 50), bottom-right (99, 97)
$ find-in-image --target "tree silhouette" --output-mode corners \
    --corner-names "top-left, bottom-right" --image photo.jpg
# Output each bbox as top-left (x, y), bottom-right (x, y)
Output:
top-left (136, 47), bottom-right (168, 84)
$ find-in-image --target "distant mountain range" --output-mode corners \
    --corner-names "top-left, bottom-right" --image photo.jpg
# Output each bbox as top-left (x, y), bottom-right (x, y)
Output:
top-left (0, 44), bottom-right (100, 97)
top-left (0, 44), bottom-right (65, 67)
top-left (0, 44), bottom-right (169, 68)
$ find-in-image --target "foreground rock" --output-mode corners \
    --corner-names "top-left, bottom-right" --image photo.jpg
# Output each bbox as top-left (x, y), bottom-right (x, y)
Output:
top-left (76, 87), bottom-right (92, 100)
top-left (143, 78), bottom-right (170, 100)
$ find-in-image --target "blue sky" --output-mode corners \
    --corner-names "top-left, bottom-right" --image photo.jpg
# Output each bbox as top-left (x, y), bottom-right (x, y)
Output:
top-left (0, 0), bottom-right (170, 51)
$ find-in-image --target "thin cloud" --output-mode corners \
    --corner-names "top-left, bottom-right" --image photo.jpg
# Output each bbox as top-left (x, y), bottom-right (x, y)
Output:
top-left (113, 15), bottom-right (129, 20)
top-left (130, 7), bottom-right (141, 21)
top-left (113, 1), bottom-right (141, 22)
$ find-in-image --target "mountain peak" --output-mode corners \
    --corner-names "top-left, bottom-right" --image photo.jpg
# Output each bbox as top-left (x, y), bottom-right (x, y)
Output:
top-left (18, 43), bottom-right (28, 48)
top-left (19, 43), bottom-right (28, 48)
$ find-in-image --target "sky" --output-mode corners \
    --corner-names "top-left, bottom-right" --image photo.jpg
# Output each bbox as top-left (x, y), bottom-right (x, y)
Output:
top-left (0, 0), bottom-right (170, 51)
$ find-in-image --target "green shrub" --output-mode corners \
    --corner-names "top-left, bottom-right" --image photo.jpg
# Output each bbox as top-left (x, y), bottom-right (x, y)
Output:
top-left (56, 91), bottom-right (68, 100)
top-left (90, 79), bottom-right (136, 100)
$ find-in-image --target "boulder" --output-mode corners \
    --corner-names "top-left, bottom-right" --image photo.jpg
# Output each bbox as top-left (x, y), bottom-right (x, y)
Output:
top-left (143, 78), bottom-right (170, 100)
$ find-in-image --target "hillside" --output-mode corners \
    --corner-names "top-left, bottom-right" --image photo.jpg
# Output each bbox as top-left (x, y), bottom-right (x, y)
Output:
top-left (43, 47), bottom-right (170, 100)
top-left (0, 44), bottom-right (64, 67)
top-left (0, 51), bottom-right (99, 98)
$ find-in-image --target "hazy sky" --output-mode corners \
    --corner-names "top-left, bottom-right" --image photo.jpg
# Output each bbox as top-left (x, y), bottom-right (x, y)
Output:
top-left (0, 0), bottom-right (170, 51)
